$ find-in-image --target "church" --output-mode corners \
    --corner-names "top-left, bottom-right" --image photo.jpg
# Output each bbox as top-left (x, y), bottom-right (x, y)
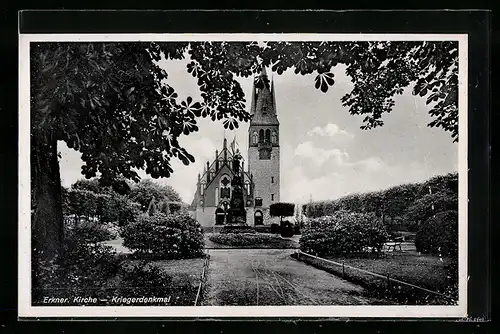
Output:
top-left (188, 68), bottom-right (281, 227)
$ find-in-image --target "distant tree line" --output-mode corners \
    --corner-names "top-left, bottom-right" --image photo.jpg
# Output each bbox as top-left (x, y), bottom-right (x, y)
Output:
top-left (61, 178), bottom-right (184, 226)
top-left (303, 172), bottom-right (458, 231)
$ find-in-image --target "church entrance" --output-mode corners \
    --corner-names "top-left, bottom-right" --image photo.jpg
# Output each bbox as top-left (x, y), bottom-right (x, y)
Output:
top-left (215, 208), bottom-right (227, 225)
top-left (254, 210), bottom-right (263, 226)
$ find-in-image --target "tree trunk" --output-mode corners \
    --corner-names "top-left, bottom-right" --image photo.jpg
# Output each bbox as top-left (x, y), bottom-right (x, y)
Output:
top-left (31, 129), bottom-right (64, 295)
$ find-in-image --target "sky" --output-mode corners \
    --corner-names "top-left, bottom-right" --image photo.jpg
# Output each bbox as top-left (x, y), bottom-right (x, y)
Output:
top-left (58, 47), bottom-right (458, 205)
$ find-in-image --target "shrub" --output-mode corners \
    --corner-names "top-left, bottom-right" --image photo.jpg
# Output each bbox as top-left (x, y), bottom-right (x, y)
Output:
top-left (404, 190), bottom-right (458, 228)
top-left (101, 195), bottom-right (141, 226)
top-left (208, 233), bottom-right (296, 248)
top-left (415, 210), bottom-right (458, 257)
top-left (254, 225), bottom-right (271, 233)
top-left (293, 223), bottom-right (301, 235)
top-left (167, 201), bottom-right (188, 214)
top-left (33, 236), bottom-right (121, 304)
top-left (69, 221), bottom-right (116, 242)
top-left (121, 213), bottom-right (204, 259)
top-left (280, 220), bottom-right (294, 237)
top-left (220, 225), bottom-right (255, 234)
top-left (270, 223), bottom-right (280, 234)
top-left (119, 263), bottom-right (197, 306)
top-left (300, 211), bottom-right (389, 256)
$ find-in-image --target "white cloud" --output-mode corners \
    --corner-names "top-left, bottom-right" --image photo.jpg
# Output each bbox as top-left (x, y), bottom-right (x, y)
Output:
top-left (307, 123), bottom-right (354, 140)
top-left (294, 141), bottom-right (349, 166)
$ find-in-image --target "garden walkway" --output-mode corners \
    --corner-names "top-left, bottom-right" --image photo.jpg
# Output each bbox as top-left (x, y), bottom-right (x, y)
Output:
top-left (202, 249), bottom-right (386, 306)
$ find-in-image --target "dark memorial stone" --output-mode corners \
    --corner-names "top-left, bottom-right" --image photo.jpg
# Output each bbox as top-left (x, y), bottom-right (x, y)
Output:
top-left (226, 150), bottom-right (247, 225)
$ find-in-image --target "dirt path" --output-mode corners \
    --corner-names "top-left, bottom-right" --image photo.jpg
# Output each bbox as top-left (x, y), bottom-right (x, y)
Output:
top-left (202, 249), bottom-right (384, 306)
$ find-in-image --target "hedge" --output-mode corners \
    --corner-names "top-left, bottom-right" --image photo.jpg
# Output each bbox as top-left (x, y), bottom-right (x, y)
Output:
top-left (121, 213), bottom-right (204, 259)
top-left (208, 233), bottom-right (297, 249)
top-left (300, 210), bottom-right (388, 256)
top-left (220, 225), bottom-right (256, 234)
top-left (415, 210), bottom-right (458, 257)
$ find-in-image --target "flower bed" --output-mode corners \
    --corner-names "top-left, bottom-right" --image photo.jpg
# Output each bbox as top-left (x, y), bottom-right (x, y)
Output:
top-left (208, 233), bottom-right (297, 249)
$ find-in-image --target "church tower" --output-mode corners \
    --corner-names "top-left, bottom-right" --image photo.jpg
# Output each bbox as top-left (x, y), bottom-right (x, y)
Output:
top-left (248, 68), bottom-right (280, 221)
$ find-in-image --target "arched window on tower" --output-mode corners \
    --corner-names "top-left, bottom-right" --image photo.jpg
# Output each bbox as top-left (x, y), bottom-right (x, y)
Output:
top-left (259, 129), bottom-right (264, 143)
top-left (252, 131), bottom-right (258, 145)
top-left (271, 131), bottom-right (277, 144)
top-left (215, 187), bottom-right (219, 204)
top-left (265, 129), bottom-right (271, 143)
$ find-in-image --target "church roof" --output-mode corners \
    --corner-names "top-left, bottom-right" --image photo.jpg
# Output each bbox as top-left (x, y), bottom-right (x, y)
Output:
top-left (249, 67), bottom-right (279, 125)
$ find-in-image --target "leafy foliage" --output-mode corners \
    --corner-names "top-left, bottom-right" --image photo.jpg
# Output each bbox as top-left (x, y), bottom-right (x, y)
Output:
top-left (415, 210), bottom-right (458, 256)
top-left (128, 179), bottom-right (182, 211)
top-left (262, 41), bottom-right (459, 141)
top-left (208, 233), bottom-right (297, 249)
top-left (280, 220), bottom-right (295, 237)
top-left (33, 236), bottom-right (121, 304)
top-left (220, 225), bottom-right (256, 234)
top-left (300, 211), bottom-right (389, 256)
top-left (65, 179), bottom-right (141, 226)
top-left (121, 213), bottom-right (204, 259)
top-left (404, 189), bottom-right (458, 226)
top-left (68, 221), bottom-right (116, 243)
top-left (270, 202), bottom-right (295, 221)
top-left (118, 263), bottom-right (197, 306)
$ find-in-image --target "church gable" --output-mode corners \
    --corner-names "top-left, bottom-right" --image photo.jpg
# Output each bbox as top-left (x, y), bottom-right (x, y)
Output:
top-left (202, 164), bottom-right (234, 207)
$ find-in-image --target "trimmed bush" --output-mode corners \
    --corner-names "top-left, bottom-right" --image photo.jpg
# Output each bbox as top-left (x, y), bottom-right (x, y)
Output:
top-left (300, 211), bottom-right (389, 256)
top-left (415, 210), bottom-right (458, 257)
top-left (254, 225), bottom-right (271, 233)
top-left (121, 213), bottom-right (204, 259)
top-left (220, 225), bottom-right (255, 234)
top-left (270, 223), bottom-right (280, 234)
top-left (280, 220), bottom-right (294, 237)
top-left (270, 202), bottom-right (295, 223)
top-left (209, 233), bottom-right (297, 248)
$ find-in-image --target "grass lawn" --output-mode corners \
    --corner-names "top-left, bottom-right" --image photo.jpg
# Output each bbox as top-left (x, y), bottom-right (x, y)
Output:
top-left (206, 233), bottom-right (299, 249)
top-left (335, 253), bottom-right (453, 292)
top-left (294, 251), bottom-right (458, 305)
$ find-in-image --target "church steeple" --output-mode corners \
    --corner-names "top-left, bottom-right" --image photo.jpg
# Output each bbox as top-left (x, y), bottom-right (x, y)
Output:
top-left (247, 66), bottom-right (280, 214)
top-left (250, 67), bottom-right (279, 126)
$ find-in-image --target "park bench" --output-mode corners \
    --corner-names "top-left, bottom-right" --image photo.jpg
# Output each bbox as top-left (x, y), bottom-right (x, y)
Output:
top-left (384, 236), bottom-right (404, 252)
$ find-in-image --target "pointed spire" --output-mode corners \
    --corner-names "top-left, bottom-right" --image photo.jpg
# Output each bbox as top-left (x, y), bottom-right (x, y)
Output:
top-left (250, 78), bottom-right (256, 115)
top-left (271, 78), bottom-right (277, 114)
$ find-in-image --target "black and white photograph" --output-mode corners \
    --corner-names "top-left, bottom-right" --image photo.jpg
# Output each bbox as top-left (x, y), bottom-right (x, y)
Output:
top-left (19, 33), bottom-right (468, 318)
